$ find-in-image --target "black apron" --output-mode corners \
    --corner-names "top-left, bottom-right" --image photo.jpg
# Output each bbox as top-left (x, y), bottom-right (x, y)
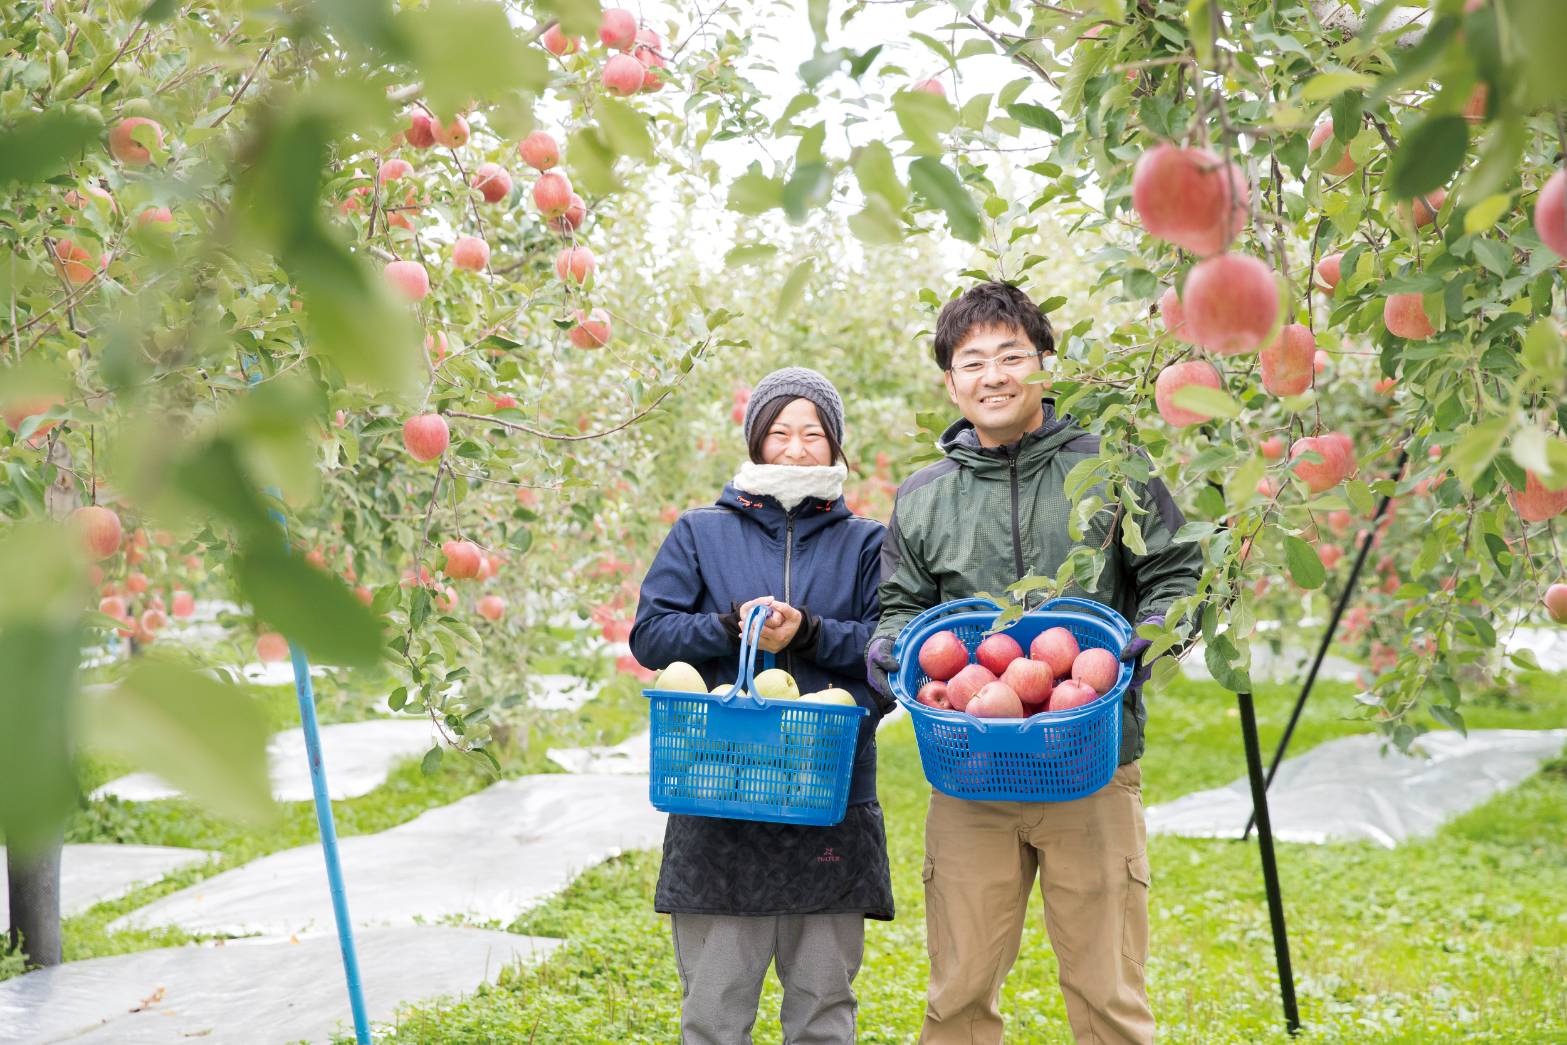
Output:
top-left (654, 800), bottom-right (894, 920)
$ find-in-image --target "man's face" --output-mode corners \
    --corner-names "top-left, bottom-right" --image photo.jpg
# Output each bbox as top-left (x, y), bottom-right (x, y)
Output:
top-left (943, 323), bottom-right (1046, 447)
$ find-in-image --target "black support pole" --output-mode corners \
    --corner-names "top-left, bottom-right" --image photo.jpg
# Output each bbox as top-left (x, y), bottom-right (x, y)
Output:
top-left (5, 836), bottom-right (63, 966)
top-left (1237, 690), bottom-right (1301, 1036)
top-left (1243, 446), bottom-right (1410, 841)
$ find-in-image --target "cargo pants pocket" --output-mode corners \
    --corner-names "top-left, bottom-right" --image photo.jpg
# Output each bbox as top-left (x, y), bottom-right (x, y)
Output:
top-left (1121, 851), bottom-right (1151, 968)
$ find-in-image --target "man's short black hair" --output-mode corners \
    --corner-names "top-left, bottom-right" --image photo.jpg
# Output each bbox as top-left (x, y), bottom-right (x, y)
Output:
top-left (932, 281), bottom-right (1056, 371)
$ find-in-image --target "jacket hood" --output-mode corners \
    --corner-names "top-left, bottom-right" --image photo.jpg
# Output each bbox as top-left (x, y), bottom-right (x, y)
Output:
top-left (715, 481), bottom-right (852, 540)
top-left (936, 398), bottom-right (1087, 477)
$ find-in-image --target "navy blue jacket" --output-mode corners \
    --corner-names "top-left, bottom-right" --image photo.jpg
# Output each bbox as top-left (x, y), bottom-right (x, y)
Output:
top-left (630, 483), bottom-right (886, 804)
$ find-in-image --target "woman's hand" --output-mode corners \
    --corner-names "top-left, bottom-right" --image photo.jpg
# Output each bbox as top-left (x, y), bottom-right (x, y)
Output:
top-left (738, 596), bottom-right (802, 652)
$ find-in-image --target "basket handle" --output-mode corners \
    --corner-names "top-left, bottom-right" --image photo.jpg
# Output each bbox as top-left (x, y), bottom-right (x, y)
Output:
top-left (715, 603), bottom-right (772, 706)
top-left (1038, 596), bottom-right (1133, 649)
top-left (891, 596), bottom-right (1001, 661)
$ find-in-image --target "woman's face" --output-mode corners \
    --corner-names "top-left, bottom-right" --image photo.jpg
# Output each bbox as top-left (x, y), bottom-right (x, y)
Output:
top-left (761, 398), bottom-right (834, 467)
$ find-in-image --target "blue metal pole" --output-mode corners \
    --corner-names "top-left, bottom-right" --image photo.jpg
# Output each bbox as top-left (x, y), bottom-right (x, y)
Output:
top-left (246, 361), bottom-right (371, 1043)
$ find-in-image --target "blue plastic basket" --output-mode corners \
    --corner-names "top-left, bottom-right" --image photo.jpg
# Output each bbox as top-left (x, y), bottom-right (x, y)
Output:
top-left (645, 604), bottom-right (868, 826)
top-left (891, 596), bottom-right (1135, 802)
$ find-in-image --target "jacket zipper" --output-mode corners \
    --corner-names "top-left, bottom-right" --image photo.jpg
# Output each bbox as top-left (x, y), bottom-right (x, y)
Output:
top-left (1007, 448), bottom-right (1025, 581)
top-left (784, 514), bottom-right (795, 677)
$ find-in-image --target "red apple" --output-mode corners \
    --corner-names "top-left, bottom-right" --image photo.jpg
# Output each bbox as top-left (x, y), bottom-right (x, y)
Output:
top-left (99, 595), bottom-right (127, 619)
top-left (1260, 435), bottom-right (1285, 461)
top-left (477, 595), bottom-right (506, 621)
top-left (109, 117), bottom-right (163, 166)
top-left (946, 663), bottom-right (997, 712)
top-left (1131, 143), bottom-right (1249, 256)
top-left (602, 53), bottom-right (646, 96)
top-left (548, 193), bottom-right (587, 234)
top-left (354, 585), bottom-right (374, 607)
top-left (918, 630), bottom-right (969, 682)
top-left (384, 259), bottom-right (429, 301)
top-left (405, 112), bottom-right (436, 148)
top-left (1049, 679), bottom-right (1100, 712)
top-left (1001, 658), bottom-right (1053, 706)
top-left (451, 235), bottom-right (490, 271)
top-left (532, 171), bottom-right (573, 216)
top-left (916, 680), bottom-right (951, 710)
top-left (911, 78), bottom-right (945, 97)
top-left (72, 505), bottom-right (122, 561)
top-left (1159, 286), bottom-right (1192, 343)
top-left (968, 681), bottom-right (1024, 719)
top-left (1183, 253), bottom-right (1279, 355)
top-left (599, 8), bottom-right (638, 49)
top-left (256, 632), bottom-right (289, 662)
top-left (1309, 119), bottom-right (1356, 177)
top-left (1383, 292), bottom-right (1435, 340)
top-left (1535, 169), bottom-right (1566, 258)
top-left (554, 246), bottom-right (596, 284)
top-left (378, 158), bottom-right (413, 185)
top-left (1512, 471), bottom-right (1567, 523)
top-left (975, 632), bottom-right (1023, 675)
top-left (568, 308), bottom-right (612, 348)
top-left (442, 539), bottom-right (483, 579)
top-left (403, 413), bottom-right (449, 462)
top-left (1545, 583), bottom-right (1567, 624)
top-left (171, 590), bottom-right (195, 617)
top-left (520, 131), bottom-right (560, 171)
top-left (1314, 252), bottom-right (1343, 292)
top-left (1030, 627), bottom-right (1080, 679)
top-left (430, 115), bottom-right (469, 148)
top-left (1260, 324), bottom-right (1316, 396)
top-left (1154, 360), bottom-right (1223, 428)
top-left (634, 29), bottom-right (666, 91)
top-left (1399, 188), bottom-right (1446, 229)
top-left (471, 163), bottom-right (512, 203)
top-left (1072, 647), bottom-right (1120, 695)
top-left (1290, 435), bottom-right (1350, 494)
top-left (140, 608), bottom-right (167, 632)
top-left (541, 23), bottom-right (579, 56)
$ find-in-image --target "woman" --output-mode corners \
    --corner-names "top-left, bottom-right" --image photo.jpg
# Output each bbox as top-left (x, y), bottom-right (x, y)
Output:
top-left (630, 366), bottom-right (894, 1045)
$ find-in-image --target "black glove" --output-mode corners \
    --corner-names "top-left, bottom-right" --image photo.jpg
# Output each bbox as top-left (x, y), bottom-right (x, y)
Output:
top-left (786, 606), bottom-right (823, 658)
top-left (716, 601), bottom-right (744, 647)
top-left (865, 636), bottom-right (900, 714)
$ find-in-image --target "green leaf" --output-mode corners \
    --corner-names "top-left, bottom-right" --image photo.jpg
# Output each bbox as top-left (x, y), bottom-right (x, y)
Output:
top-left (400, 0), bottom-right (550, 114)
top-left (1471, 238), bottom-right (1513, 277)
top-left (233, 542), bottom-right (385, 668)
top-left (893, 90), bottom-right (958, 156)
top-left (848, 195), bottom-right (905, 244)
top-left (388, 686), bottom-right (408, 712)
top-left (777, 258), bottom-right (814, 317)
top-left (728, 165), bottom-right (783, 215)
top-left (1173, 521), bottom-right (1219, 544)
top-left (854, 140), bottom-right (908, 209)
top-left (724, 243), bottom-right (779, 267)
top-left (908, 157), bottom-right (980, 242)
top-left (421, 744), bottom-right (444, 775)
top-left (1169, 384), bottom-right (1241, 419)
top-left (1005, 102), bottom-right (1062, 136)
top-left (1344, 478), bottom-right (1375, 517)
top-left (1283, 535), bottom-right (1327, 589)
top-left (1451, 415), bottom-right (1511, 488)
top-left (567, 126), bottom-right (621, 195)
top-left (141, 0), bottom-right (179, 18)
top-left (0, 108), bottom-right (104, 187)
top-left (1429, 703), bottom-right (1467, 736)
top-left (1301, 71), bottom-right (1375, 101)
top-left (172, 436), bottom-right (280, 543)
top-left (595, 97), bottom-right (654, 161)
top-left (1203, 633), bottom-right (1252, 694)
top-left (1462, 192), bottom-right (1512, 235)
top-left (782, 162), bottom-right (833, 222)
top-left (1388, 115), bottom-right (1468, 199)
top-left (85, 656), bottom-right (275, 826)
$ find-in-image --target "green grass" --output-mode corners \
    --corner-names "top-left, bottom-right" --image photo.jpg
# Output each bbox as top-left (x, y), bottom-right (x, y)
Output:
top-left (358, 672), bottom-right (1567, 1044)
top-left (1, 670), bottom-right (652, 978)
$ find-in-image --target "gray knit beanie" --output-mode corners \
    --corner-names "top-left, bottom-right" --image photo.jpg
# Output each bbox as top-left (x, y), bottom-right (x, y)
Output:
top-left (742, 366), bottom-right (845, 447)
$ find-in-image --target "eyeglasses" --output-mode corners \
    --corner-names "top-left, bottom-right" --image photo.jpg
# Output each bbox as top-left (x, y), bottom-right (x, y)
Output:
top-left (948, 351), bottom-right (1041, 377)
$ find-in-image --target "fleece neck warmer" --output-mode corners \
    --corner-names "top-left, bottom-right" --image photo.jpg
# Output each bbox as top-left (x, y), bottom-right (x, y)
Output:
top-left (732, 461), bottom-right (848, 512)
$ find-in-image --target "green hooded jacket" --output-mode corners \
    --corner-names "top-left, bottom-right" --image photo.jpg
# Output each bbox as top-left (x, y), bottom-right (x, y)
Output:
top-left (874, 400), bottom-right (1204, 763)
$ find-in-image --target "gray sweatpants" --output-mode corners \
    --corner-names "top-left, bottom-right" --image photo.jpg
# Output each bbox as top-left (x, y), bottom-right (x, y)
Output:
top-left (670, 911), bottom-right (865, 1044)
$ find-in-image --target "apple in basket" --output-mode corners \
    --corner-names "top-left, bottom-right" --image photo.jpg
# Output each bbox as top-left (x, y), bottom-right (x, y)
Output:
top-left (1050, 679), bottom-right (1099, 712)
top-left (1001, 657), bottom-right (1053, 706)
top-left (946, 663), bottom-right (997, 712)
top-left (968, 680), bottom-right (1024, 718)
top-left (1071, 648), bottom-right (1120, 695)
top-left (916, 680), bottom-right (951, 710)
top-left (1031, 627), bottom-right (1080, 678)
top-left (975, 632), bottom-right (1024, 675)
top-left (918, 629), bottom-right (969, 681)
top-left (654, 661), bottom-right (706, 693)
top-left (800, 688), bottom-right (856, 706)
top-left (754, 668), bottom-right (800, 701)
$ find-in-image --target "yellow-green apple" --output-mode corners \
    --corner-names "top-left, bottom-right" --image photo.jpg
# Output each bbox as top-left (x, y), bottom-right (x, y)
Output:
top-left (753, 668), bottom-right (800, 701)
top-left (655, 661), bottom-right (707, 693)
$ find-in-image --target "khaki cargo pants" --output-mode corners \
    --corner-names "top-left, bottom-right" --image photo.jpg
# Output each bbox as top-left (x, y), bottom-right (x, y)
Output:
top-left (919, 761), bottom-right (1153, 1045)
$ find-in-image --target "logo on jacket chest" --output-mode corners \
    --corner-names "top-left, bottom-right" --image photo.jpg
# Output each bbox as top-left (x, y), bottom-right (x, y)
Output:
top-left (816, 846), bottom-right (843, 864)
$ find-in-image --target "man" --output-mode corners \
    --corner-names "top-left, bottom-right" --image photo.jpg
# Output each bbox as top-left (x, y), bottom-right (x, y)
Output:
top-left (865, 281), bottom-right (1202, 1044)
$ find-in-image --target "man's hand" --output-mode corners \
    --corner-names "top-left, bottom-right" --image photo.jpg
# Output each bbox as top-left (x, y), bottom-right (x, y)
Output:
top-left (865, 637), bottom-right (900, 714)
top-left (1122, 613), bottom-right (1165, 687)
top-left (739, 596), bottom-right (802, 653)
